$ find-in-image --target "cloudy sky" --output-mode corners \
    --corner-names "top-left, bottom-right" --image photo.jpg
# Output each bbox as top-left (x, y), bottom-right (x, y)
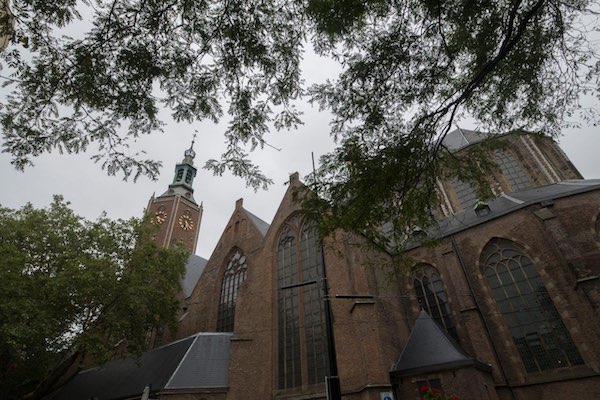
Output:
top-left (0, 49), bottom-right (345, 258)
top-left (1, 39), bottom-right (599, 259)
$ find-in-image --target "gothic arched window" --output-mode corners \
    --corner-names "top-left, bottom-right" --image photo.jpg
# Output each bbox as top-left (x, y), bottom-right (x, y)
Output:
top-left (413, 265), bottom-right (458, 340)
top-left (483, 238), bottom-right (583, 373)
top-left (216, 249), bottom-right (248, 332)
top-left (277, 215), bottom-right (329, 389)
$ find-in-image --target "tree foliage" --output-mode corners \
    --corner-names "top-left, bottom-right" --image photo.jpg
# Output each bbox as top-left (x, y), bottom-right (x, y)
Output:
top-left (0, 197), bottom-right (188, 399)
top-left (303, 0), bottom-right (599, 247)
top-left (0, 0), bottom-right (598, 241)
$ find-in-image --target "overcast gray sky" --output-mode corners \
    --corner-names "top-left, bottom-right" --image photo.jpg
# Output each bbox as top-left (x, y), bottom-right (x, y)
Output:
top-left (0, 49), bottom-right (346, 258)
top-left (1, 40), bottom-right (599, 259)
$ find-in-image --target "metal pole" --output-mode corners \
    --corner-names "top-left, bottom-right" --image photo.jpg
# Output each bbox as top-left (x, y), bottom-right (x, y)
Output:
top-left (311, 151), bottom-right (341, 400)
top-left (320, 241), bottom-right (341, 400)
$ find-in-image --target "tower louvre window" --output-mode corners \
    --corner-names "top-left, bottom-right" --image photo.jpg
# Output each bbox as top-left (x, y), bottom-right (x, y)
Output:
top-left (185, 169), bottom-right (193, 184)
top-left (482, 238), bottom-right (583, 373)
top-left (216, 249), bottom-right (248, 332)
top-left (176, 168), bottom-right (184, 181)
top-left (413, 265), bottom-right (458, 340)
top-left (277, 215), bottom-right (329, 389)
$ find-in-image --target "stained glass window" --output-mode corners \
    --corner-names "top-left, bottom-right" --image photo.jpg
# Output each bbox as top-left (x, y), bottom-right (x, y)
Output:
top-left (216, 249), bottom-right (248, 332)
top-left (494, 150), bottom-right (532, 192)
top-left (413, 265), bottom-right (458, 340)
top-left (278, 216), bottom-right (329, 389)
top-left (483, 238), bottom-right (583, 373)
top-left (450, 177), bottom-right (478, 211)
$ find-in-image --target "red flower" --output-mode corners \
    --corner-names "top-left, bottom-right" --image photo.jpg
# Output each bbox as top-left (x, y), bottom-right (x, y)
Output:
top-left (420, 385), bottom-right (430, 392)
top-left (432, 388), bottom-right (441, 395)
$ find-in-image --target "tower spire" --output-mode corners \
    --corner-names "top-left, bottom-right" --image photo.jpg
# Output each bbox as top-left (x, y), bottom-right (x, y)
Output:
top-left (182, 132), bottom-right (197, 165)
top-left (170, 134), bottom-right (198, 194)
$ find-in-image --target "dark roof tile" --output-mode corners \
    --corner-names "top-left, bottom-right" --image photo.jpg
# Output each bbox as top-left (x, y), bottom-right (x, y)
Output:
top-left (182, 254), bottom-right (208, 298)
top-left (390, 311), bottom-right (490, 379)
top-left (49, 333), bottom-right (233, 400)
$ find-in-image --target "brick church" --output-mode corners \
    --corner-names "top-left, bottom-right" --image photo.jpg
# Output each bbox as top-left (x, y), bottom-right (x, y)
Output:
top-left (51, 130), bottom-right (600, 400)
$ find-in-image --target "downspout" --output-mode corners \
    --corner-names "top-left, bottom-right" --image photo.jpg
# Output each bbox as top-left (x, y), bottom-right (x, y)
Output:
top-left (450, 235), bottom-right (516, 400)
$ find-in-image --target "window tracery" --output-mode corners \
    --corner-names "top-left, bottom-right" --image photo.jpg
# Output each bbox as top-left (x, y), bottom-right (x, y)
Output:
top-left (482, 238), bottom-right (583, 372)
top-left (216, 249), bottom-right (248, 332)
top-left (277, 215), bottom-right (329, 389)
top-left (413, 265), bottom-right (458, 340)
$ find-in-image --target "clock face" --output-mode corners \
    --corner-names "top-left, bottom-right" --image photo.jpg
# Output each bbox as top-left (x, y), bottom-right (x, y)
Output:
top-left (155, 209), bottom-right (167, 224)
top-left (179, 214), bottom-right (194, 231)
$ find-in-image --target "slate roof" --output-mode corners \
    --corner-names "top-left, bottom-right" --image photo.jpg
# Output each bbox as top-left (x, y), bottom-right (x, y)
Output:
top-left (390, 311), bottom-right (490, 381)
top-left (441, 128), bottom-right (490, 151)
top-left (165, 333), bottom-right (231, 389)
top-left (48, 333), bottom-right (232, 400)
top-left (393, 179), bottom-right (600, 252)
top-left (245, 209), bottom-right (271, 236)
top-left (182, 254), bottom-right (208, 298)
top-left (436, 179), bottom-right (600, 239)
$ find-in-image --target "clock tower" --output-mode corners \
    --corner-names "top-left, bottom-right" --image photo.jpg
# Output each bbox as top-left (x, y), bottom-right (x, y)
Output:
top-left (146, 138), bottom-right (203, 253)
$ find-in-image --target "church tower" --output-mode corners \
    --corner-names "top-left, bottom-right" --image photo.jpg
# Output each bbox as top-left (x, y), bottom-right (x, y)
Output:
top-left (146, 138), bottom-right (203, 253)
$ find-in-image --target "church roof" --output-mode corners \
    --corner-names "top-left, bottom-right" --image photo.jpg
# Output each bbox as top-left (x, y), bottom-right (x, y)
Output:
top-left (182, 254), bottom-right (208, 298)
top-left (437, 179), bottom-right (600, 238)
top-left (48, 333), bottom-right (232, 400)
top-left (390, 311), bottom-right (490, 380)
top-left (396, 179), bottom-right (600, 252)
top-left (245, 209), bottom-right (271, 236)
top-left (441, 128), bottom-right (489, 151)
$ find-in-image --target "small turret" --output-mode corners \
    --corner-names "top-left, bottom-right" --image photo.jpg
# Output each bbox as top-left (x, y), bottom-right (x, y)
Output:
top-left (169, 135), bottom-right (198, 193)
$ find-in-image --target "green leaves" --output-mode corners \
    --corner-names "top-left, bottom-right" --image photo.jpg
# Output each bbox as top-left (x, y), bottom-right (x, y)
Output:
top-left (0, 197), bottom-right (187, 398)
top-left (306, 0), bottom-right (388, 40)
top-left (0, 0), bottom-right (598, 247)
top-left (1, 0), bottom-right (306, 184)
top-left (303, 0), bottom-right (599, 248)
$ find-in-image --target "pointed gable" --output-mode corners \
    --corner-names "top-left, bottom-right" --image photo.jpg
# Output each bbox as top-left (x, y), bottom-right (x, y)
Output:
top-left (390, 311), bottom-right (490, 380)
top-left (264, 172), bottom-right (308, 240)
top-left (204, 198), bottom-right (269, 255)
top-left (230, 196), bottom-right (271, 237)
